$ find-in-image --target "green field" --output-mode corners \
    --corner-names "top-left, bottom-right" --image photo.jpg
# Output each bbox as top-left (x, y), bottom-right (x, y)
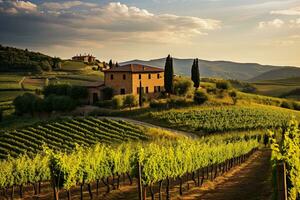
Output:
top-left (61, 60), bottom-right (88, 71)
top-left (252, 77), bottom-right (300, 99)
top-left (138, 105), bottom-right (300, 134)
top-left (0, 117), bottom-right (148, 159)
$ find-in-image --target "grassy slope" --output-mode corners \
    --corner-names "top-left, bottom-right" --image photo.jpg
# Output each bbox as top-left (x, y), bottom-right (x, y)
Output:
top-left (252, 77), bottom-right (300, 99)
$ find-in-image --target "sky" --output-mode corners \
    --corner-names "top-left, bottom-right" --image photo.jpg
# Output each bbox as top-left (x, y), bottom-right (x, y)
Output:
top-left (0, 0), bottom-right (300, 66)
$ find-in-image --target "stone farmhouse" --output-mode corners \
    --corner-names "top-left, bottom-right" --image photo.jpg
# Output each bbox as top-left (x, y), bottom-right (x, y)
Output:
top-left (85, 64), bottom-right (165, 104)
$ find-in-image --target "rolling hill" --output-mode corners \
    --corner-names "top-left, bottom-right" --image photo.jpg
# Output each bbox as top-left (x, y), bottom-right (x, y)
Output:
top-left (249, 67), bottom-right (300, 82)
top-left (121, 58), bottom-right (297, 81)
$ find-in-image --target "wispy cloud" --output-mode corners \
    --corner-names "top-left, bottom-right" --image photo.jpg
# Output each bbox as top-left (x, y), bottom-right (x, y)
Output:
top-left (271, 6), bottom-right (300, 16)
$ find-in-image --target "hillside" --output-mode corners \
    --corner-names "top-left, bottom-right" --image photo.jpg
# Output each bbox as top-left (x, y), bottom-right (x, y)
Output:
top-left (0, 45), bottom-right (61, 73)
top-left (121, 58), bottom-right (291, 80)
top-left (249, 67), bottom-right (300, 82)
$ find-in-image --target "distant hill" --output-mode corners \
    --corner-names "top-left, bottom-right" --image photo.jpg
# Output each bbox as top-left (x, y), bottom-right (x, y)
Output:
top-left (121, 58), bottom-right (294, 80)
top-left (0, 45), bottom-right (60, 73)
top-left (249, 67), bottom-right (300, 82)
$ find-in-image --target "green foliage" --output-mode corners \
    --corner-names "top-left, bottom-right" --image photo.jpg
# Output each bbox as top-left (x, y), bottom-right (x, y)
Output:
top-left (164, 55), bottom-right (174, 94)
top-left (46, 95), bottom-right (77, 112)
top-left (124, 94), bottom-right (138, 109)
top-left (281, 101), bottom-right (294, 110)
top-left (0, 117), bottom-right (147, 159)
top-left (191, 58), bottom-right (200, 89)
top-left (102, 87), bottom-right (114, 100)
top-left (174, 77), bottom-right (193, 96)
top-left (95, 100), bottom-right (113, 108)
top-left (148, 105), bottom-right (299, 133)
top-left (0, 133), bottom-right (259, 193)
top-left (0, 45), bottom-right (60, 73)
top-left (269, 120), bottom-right (300, 200)
top-left (193, 90), bottom-right (208, 105)
top-left (13, 93), bottom-right (42, 115)
top-left (112, 95), bottom-right (124, 109)
top-left (216, 81), bottom-right (231, 90)
top-left (43, 84), bottom-right (88, 99)
top-left (0, 108), bottom-right (2, 122)
top-left (229, 90), bottom-right (238, 105)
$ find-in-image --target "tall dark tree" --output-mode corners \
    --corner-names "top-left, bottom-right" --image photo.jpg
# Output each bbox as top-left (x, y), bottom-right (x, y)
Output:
top-left (115, 62), bottom-right (120, 67)
top-left (191, 58), bottom-right (200, 89)
top-left (164, 55), bottom-right (174, 94)
top-left (139, 81), bottom-right (143, 107)
top-left (109, 60), bottom-right (113, 68)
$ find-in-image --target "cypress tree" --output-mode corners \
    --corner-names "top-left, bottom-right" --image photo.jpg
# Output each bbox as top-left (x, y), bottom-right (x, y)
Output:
top-left (191, 58), bottom-right (200, 89)
top-left (109, 60), bottom-right (113, 68)
top-left (164, 55), bottom-right (174, 94)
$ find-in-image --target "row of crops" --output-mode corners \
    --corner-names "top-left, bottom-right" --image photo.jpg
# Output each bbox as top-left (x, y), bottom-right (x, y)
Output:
top-left (0, 117), bottom-right (148, 159)
top-left (147, 105), bottom-right (300, 133)
top-left (270, 119), bottom-right (300, 200)
top-left (0, 133), bottom-right (261, 200)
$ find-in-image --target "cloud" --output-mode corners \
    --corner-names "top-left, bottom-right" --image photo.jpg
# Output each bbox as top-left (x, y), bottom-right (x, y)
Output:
top-left (271, 7), bottom-right (300, 16)
top-left (41, 1), bottom-right (97, 11)
top-left (0, 1), bottom-right (221, 48)
top-left (258, 18), bottom-right (285, 29)
top-left (0, 0), bottom-right (37, 14)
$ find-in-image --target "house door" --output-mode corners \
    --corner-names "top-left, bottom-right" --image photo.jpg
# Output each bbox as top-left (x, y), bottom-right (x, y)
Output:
top-left (120, 88), bottom-right (126, 95)
top-left (92, 93), bottom-right (99, 104)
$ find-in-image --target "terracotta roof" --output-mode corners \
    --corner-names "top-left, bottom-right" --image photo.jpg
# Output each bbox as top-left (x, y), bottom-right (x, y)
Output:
top-left (104, 64), bottom-right (164, 73)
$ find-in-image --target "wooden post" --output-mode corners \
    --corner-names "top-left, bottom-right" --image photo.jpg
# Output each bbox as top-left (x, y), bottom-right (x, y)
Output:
top-left (137, 162), bottom-right (143, 200)
top-left (276, 162), bottom-right (287, 200)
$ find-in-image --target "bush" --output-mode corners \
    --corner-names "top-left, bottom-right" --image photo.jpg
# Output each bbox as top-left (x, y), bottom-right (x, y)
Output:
top-left (13, 93), bottom-right (42, 115)
top-left (216, 81), bottom-right (231, 90)
top-left (194, 90), bottom-right (208, 105)
top-left (124, 94), bottom-right (138, 109)
top-left (0, 108), bottom-right (2, 122)
top-left (43, 95), bottom-right (77, 112)
top-left (174, 78), bottom-right (193, 96)
top-left (206, 87), bottom-right (217, 94)
top-left (43, 84), bottom-right (88, 99)
top-left (280, 101), bottom-right (294, 110)
top-left (150, 99), bottom-right (166, 109)
top-left (112, 95), bottom-right (124, 109)
top-left (95, 100), bottom-right (113, 108)
top-left (167, 97), bottom-right (189, 107)
top-left (102, 87), bottom-right (114, 100)
top-left (229, 90), bottom-right (238, 105)
top-left (292, 101), bottom-right (300, 111)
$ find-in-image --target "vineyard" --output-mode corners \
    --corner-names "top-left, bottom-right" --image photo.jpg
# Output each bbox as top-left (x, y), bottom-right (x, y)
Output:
top-left (0, 117), bottom-right (148, 159)
top-left (270, 119), bottom-right (300, 200)
top-left (147, 105), bottom-right (300, 133)
top-left (0, 133), bottom-right (261, 200)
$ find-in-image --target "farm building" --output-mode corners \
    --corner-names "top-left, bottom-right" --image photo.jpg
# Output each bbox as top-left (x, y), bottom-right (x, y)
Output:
top-left (72, 54), bottom-right (96, 63)
top-left (85, 63), bottom-right (165, 104)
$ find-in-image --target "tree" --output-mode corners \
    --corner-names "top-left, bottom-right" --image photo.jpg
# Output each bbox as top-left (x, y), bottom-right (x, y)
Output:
top-left (13, 93), bottom-right (42, 116)
top-left (112, 95), bottom-right (124, 109)
top-left (193, 90), bottom-right (208, 105)
top-left (124, 95), bottom-right (138, 110)
top-left (139, 81), bottom-right (143, 107)
top-left (0, 108), bottom-right (2, 122)
top-left (174, 77), bottom-right (193, 96)
top-left (102, 87), bottom-right (114, 100)
top-left (229, 91), bottom-right (238, 105)
top-left (109, 60), bottom-right (113, 68)
top-left (191, 58), bottom-right (200, 89)
top-left (115, 62), bottom-right (120, 67)
top-left (164, 55), bottom-right (174, 94)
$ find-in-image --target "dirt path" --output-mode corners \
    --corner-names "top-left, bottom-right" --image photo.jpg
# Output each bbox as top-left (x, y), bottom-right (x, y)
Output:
top-left (98, 116), bottom-right (198, 138)
top-left (180, 149), bottom-right (273, 200)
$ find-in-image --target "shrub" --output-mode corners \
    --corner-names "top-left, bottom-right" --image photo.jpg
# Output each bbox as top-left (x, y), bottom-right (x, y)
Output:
top-left (174, 78), bottom-right (193, 96)
top-left (43, 95), bottom-right (77, 112)
top-left (292, 101), bottom-right (300, 111)
top-left (167, 97), bottom-right (189, 107)
top-left (206, 87), bottom-right (217, 94)
top-left (43, 84), bottom-right (88, 99)
top-left (229, 90), bottom-right (238, 105)
top-left (70, 86), bottom-right (88, 99)
top-left (0, 108), bottom-right (2, 122)
top-left (124, 94), bottom-right (138, 109)
top-left (112, 95), bottom-right (124, 109)
top-left (216, 81), bottom-right (231, 90)
top-left (280, 101), bottom-right (294, 110)
top-left (13, 93), bottom-right (42, 115)
top-left (102, 87), bottom-right (114, 100)
top-left (95, 100), bottom-right (113, 108)
top-left (150, 99), bottom-right (166, 109)
top-left (194, 90), bottom-right (208, 105)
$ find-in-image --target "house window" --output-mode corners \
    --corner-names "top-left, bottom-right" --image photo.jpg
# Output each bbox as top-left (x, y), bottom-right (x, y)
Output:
top-left (139, 74), bottom-right (142, 79)
top-left (110, 74), bottom-right (114, 80)
top-left (154, 86), bottom-right (161, 92)
top-left (123, 74), bottom-right (126, 80)
top-left (158, 86), bottom-right (161, 92)
top-left (157, 73), bottom-right (160, 79)
top-left (120, 88), bottom-right (126, 94)
top-left (148, 74), bottom-right (151, 79)
top-left (146, 87), bottom-right (149, 93)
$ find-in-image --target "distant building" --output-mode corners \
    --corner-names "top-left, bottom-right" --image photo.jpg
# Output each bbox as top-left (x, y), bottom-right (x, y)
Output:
top-left (72, 54), bottom-right (96, 63)
top-left (104, 63), bottom-right (164, 96)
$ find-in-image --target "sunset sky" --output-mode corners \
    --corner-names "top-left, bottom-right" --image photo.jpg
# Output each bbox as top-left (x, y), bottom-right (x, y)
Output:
top-left (0, 0), bottom-right (300, 66)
